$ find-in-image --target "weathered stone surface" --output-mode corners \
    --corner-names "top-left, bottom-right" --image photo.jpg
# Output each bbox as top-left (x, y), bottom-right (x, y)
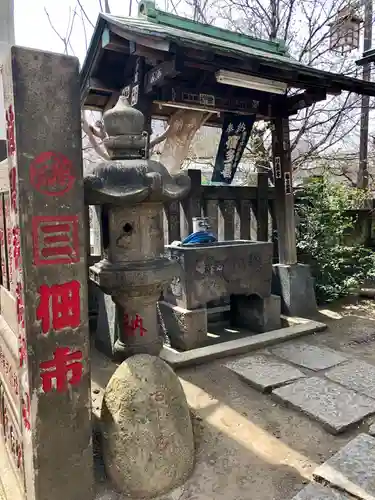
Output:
top-left (272, 377), bottom-right (375, 434)
top-left (225, 354), bottom-right (305, 393)
top-left (158, 300), bottom-right (207, 350)
top-left (271, 342), bottom-right (347, 371)
top-left (231, 294), bottom-right (281, 332)
top-left (2, 47), bottom-right (93, 500)
top-left (325, 360), bottom-right (375, 400)
top-left (272, 263), bottom-right (317, 317)
top-left (164, 240), bottom-right (273, 310)
top-left (160, 320), bottom-right (327, 369)
top-left (86, 96), bottom-right (190, 360)
top-left (290, 483), bottom-right (351, 499)
top-left (313, 434), bottom-right (375, 500)
top-left (101, 354), bottom-right (195, 498)
top-left (369, 423), bottom-right (375, 436)
top-left (95, 291), bottom-right (118, 357)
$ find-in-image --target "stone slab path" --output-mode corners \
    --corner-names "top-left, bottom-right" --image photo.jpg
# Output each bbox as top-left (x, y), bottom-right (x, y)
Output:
top-left (290, 483), bottom-right (352, 499)
top-left (273, 377), bottom-right (375, 435)
top-left (225, 354), bottom-right (305, 393)
top-left (325, 360), bottom-right (375, 400)
top-left (224, 341), bottom-right (375, 434)
top-left (313, 433), bottom-right (375, 500)
top-left (270, 343), bottom-right (347, 371)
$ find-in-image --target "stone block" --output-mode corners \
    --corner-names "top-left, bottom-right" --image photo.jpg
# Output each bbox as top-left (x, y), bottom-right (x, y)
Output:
top-left (272, 263), bottom-right (317, 317)
top-left (271, 342), bottom-right (347, 371)
top-left (164, 240), bottom-right (273, 309)
top-left (95, 290), bottom-right (118, 358)
top-left (272, 377), bottom-right (375, 434)
top-left (313, 434), bottom-right (375, 500)
top-left (158, 300), bottom-right (207, 350)
top-left (101, 354), bottom-right (194, 498)
top-left (290, 483), bottom-right (351, 499)
top-left (325, 359), bottom-right (375, 400)
top-left (231, 294), bottom-right (281, 332)
top-left (225, 354), bottom-right (305, 393)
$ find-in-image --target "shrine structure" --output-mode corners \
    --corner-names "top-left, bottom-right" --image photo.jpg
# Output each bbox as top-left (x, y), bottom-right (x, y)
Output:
top-left (0, 4), bottom-right (375, 500)
top-left (80, 0), bottom-right (375, 332)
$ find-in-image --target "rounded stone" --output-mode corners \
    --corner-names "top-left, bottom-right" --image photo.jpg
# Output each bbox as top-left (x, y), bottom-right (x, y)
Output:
top-left (100, 354), bottom-right (195, 498)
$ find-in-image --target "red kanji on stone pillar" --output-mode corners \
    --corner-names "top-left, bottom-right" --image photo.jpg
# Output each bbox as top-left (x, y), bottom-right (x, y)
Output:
top-left (9, 167), bottom-right (17, 213)
top-left (32, 215), bottom-right (79, 266)
top-left (36, 280), bottom-right (81, 334)
top-left (29, 151), bottom-right (76, 197)
top-left (39, 347), bottom-right (83, 393)
top-left (13, 227), bottom-right (21, 270)
top-left (5, 104), bottom-right (15, 157)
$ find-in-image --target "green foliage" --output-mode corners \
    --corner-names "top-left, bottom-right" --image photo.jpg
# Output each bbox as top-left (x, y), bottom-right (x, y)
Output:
top-left (295, 176), bottom-right (375, 304)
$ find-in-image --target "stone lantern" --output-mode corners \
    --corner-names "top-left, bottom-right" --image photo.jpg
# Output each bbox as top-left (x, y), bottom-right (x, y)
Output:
top-left (84, 95), bottom-right (191, 359)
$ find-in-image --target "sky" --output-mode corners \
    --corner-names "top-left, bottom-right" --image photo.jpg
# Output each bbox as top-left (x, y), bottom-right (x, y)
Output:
top-left (14, 0), bottom-right (132, 63)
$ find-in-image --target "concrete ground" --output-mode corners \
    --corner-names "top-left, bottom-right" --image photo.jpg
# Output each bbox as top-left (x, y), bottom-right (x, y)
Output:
top-left (92, 297), bottom-right (375, 500)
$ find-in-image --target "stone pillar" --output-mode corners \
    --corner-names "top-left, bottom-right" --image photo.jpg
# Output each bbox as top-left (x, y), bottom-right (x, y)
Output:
top-left (0, 0), bottom-right (14, 157)
top-left (85, 94), bottom-right (190, 360)
top-left (2, 47), bottom-right (93, 500)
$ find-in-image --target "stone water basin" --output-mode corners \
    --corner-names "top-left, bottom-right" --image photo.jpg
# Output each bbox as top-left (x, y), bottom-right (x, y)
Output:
top-left (164, 240), bottom-right (273, 310)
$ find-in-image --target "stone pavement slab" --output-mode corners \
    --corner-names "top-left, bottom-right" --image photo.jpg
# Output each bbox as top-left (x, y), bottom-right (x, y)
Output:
top-left (325, 360), bottom-right (375, 400)
top-left (272, 377), bottom-right (375, 434)
top-left (225, 354), bottom-right (306, 393)
top-left (290, 483), bottom-right (352, 499)
top-left (313, 433), bottom-right (375, 500)
top-left (271, 343), bottom-right (347, 371)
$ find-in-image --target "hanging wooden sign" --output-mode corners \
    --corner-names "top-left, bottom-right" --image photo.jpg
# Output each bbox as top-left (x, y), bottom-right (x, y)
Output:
top-left (211, 114), bottom-right (255, 184)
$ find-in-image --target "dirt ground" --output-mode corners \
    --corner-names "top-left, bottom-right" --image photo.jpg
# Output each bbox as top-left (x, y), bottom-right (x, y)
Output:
top-left (92, 297), bottom-right (375, 500)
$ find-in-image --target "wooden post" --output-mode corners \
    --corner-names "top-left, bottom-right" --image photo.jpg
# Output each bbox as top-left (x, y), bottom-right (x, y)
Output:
top-left (255, 172), bottom-right (269, 241)
top-left (271, 116), bottom-right (297, 265)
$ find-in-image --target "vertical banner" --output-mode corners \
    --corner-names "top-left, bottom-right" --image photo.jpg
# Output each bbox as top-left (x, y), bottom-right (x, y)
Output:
top-left (2, 47), bottom-right (93, 500)
top-left (211, 114), bottom-right (255, 184)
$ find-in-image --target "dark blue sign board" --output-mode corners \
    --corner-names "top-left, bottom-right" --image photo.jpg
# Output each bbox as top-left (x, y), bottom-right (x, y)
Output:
top-left (211, 114), bottom-right (255, 184)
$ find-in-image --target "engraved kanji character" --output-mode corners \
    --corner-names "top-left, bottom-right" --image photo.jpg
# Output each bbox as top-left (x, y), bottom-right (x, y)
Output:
top-left (32, 215), bottom-right (79, 266)
top-left (5, 105), bottom-right (16, 157)
top-left (226, 123), bottom-right (234, 134)
top-left (36, 280), bottom-right (81, 334)
top-left (22, 393), bottom-right (31, 431)
top-left (39, 347), bottom-right (83, 393)
top-left (13, 227), bottom-right (21, 270)
top-left (124, 313), bottom-right (147, 336)
top-left (236, 122), bottom-right (246, 134)
top-left (226, 135), bottom-right (240, 150)
top-left (225, 149), bottom-right (236, 163)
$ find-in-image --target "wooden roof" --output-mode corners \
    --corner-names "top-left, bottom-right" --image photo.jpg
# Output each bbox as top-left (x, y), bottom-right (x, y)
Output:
top-left (80, 0), bottom-right (375, 120)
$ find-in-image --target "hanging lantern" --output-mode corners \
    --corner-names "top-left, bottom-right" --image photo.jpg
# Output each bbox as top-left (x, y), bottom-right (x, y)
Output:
top-left (329, 5), bottom-right (362, 54)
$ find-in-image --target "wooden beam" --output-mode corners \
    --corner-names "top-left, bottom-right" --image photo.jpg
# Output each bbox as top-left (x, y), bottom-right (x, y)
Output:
top-left (144, 59), bottom-right (182, 93)
top-left (287, 90), bottom-right (327, 115)
top-left (158, 85), bottom-right (272, 116)
top-left (129, 42), bottom-right (168, 64)
top-left (110, 25), bottom-right (170, 52)
top-left (88, 77), bottom-right (119, 94)
top-left (271, 116), bottom-right (297, 265)
top-left (101, 28), bottom-right (129, 53)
